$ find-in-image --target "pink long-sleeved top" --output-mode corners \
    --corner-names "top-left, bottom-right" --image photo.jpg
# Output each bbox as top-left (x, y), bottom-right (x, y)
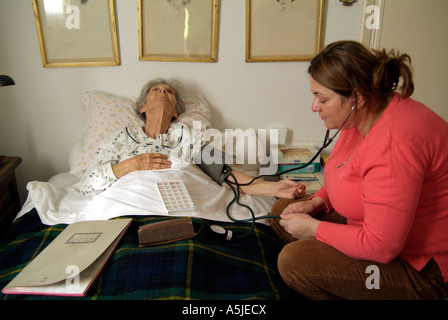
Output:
top-left (313, 94), bottom-right (448, 281)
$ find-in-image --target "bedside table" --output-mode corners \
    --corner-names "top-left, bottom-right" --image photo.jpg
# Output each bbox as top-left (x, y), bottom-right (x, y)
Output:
top-left (0, 157), bottom-right (22, 235)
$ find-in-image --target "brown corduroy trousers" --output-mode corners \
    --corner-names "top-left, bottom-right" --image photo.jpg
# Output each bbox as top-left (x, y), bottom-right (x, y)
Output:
top-left (270, 198), bottom-right (448, 300)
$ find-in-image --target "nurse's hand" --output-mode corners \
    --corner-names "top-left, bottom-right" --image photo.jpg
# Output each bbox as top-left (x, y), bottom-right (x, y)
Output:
top-left (278, 196), bottom-right (326, 239)
top-left (282, 196), bottom-right (327, 216)
top-left (279, 213), bottom-right (320, 240)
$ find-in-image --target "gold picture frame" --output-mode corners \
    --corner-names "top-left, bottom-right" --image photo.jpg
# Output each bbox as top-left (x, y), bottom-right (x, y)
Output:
top-left (138, 0), bottom-right (219, 62)
top-left (32, 0), bottom-right (120, 68)
top-left (246, 0), bottom-right (326, 62)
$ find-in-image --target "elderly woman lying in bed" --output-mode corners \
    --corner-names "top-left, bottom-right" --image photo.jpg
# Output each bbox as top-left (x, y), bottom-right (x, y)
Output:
top-left (79, 78), bottom-right (305, 200)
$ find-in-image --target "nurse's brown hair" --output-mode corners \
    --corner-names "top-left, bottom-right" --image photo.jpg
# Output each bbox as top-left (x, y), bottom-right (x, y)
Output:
top-left (308, 41), bottom-right (414, 113)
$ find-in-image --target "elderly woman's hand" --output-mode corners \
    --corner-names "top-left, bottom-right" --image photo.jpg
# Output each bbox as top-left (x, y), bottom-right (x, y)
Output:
top-left (112, 153), bottom-right (172, 178)
top-left (223, 171), bottom-right (306, 199)
top-left (272, 180), bottom-right (306, 199)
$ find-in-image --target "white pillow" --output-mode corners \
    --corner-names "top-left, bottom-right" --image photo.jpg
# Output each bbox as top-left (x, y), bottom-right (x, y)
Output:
top-left (177, 94), bottom-right (212, 131)
top-left (69, 90), bottom-right (212, 176)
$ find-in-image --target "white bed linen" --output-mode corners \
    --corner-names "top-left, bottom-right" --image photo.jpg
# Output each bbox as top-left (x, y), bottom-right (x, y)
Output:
top-left (17, 158), bottom-right (275, 226)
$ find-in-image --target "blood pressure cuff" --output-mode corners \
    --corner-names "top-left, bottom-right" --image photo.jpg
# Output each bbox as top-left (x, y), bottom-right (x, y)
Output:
top-left (138, 218), bottom-right (202, 247)
top-left (194, 144), bottom-right (232, 185)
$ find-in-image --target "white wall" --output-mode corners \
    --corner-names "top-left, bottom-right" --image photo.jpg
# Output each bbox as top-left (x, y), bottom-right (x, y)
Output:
top-left (378, 0), bottom-right (448, 121)
top-left (0, 0), bottom-right (365, 203)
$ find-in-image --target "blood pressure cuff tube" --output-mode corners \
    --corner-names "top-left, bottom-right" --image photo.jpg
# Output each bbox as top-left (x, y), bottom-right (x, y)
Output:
top-left (194, 144), bottom-right (232, 185)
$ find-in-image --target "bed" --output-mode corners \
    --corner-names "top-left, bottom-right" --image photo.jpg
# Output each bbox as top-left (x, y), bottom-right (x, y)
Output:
top-left (0, 90), bottom-right (300, 300)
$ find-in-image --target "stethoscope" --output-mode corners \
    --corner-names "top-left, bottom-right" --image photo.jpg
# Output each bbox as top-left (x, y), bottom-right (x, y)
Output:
top-left (211, 105), bottom-right (356, 240)
top-left (321, 104), bottom-right (356, 149)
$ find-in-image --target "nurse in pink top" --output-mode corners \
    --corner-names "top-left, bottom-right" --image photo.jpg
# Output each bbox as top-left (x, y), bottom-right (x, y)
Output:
top-left (271, 41), bottom-right (448, 299)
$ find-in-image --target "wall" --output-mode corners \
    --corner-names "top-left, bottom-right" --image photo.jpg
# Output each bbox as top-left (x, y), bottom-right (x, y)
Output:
top-left (0, 0), bottom-right (373, 203)
top-left (378, 0), bottom-right (448, 121)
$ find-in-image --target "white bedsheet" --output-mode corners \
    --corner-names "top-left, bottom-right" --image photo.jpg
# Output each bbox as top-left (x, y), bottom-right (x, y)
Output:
top-left (17, 158), bottom-right (275, 226)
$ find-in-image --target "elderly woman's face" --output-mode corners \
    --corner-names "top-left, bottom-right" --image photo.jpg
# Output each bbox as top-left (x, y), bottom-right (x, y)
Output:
top-left (140, 84), bottom-right (178, 119)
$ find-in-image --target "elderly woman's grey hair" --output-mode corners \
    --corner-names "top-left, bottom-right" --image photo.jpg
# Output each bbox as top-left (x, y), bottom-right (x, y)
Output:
top-left (136, 78), bottom-right (186, 121)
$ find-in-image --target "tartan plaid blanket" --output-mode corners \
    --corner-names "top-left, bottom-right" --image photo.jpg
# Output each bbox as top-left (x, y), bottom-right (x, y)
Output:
top-left (0, 209), bottom-right (300, 300)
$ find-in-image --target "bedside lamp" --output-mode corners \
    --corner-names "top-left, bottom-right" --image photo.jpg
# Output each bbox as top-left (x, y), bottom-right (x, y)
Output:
top-left (0, 75), bottom-right (15, 87)
top-left (1, 75), bottom-right (15, 164)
